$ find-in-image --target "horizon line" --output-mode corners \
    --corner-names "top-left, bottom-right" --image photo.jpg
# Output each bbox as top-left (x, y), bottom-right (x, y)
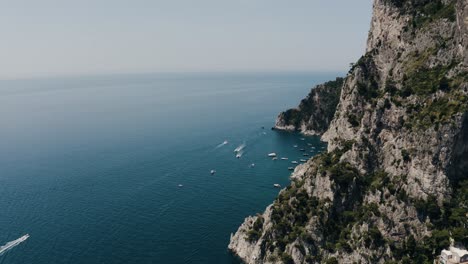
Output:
top-left (0, 69), bottom-right (347, 82)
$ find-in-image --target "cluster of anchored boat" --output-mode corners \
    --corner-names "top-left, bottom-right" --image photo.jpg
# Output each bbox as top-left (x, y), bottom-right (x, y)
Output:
top-left (267, 152), bottom-right (307, 171)
top-left (267, 140), bottom-right (326, 188)
top-left (182, 133), bottom-right (326, 190)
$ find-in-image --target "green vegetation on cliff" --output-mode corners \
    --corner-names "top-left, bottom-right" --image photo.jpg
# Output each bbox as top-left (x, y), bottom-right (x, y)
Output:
top-left (385, 0), bottom-right (456, 28)
top-left (406, 89), bottom-right (468, 130)
top-left (399, 42), bottom-right (468, 130)
top-left (261, 148), bottom-right (392, 262)
top-left (253, 142), bottom-right (467, 262)
top-left (278, 77), bottom-right (344, 134)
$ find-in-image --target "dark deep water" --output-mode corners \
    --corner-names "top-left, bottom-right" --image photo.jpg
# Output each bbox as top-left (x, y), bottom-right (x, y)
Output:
top-left (0, 72), bottom-right (338, 263)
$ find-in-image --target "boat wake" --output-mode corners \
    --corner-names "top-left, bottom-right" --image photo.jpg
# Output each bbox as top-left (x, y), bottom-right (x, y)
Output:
top-left (215, 140), bottom-right (229, 148)
top-left (0, 234), bottom-right (29, 255)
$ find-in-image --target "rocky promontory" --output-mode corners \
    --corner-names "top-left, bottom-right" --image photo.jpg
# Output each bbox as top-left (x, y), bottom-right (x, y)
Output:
top-left (274, 78), bottom-right (343, 136)
top-left (230, 0), bottom-right (468, 263)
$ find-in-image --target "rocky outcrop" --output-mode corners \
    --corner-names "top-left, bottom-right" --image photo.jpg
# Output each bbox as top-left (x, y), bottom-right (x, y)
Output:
top-left (274, 78), bottom-right (343, 136)
top-left (230, 0), bottom-right (468, 263)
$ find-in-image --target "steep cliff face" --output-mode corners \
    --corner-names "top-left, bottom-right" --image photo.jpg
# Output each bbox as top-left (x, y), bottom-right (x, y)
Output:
top-left (274, 78), bottom-right (343, 136)
top-left (229, 0), bottom-right (468, 263)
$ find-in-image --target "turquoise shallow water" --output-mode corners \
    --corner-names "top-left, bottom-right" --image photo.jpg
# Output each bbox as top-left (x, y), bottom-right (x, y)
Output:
top-left (0, 72), bottom-right (336, 264)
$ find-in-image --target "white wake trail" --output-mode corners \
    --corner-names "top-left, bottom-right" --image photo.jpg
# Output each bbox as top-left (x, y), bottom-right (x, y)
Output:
top-left (0, 234), bottom-right (29, 255)
top-left (215, 140), bottom-right (229, 149)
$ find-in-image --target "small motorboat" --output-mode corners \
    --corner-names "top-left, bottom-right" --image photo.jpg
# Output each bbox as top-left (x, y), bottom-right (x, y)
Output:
top-left (236, 154), bottom-right (241, 159)
top-left (178, 184), bottom-right (183, 187)
top-left (293, 145), bottom-right (298, 148)
top-left (234, 144), bottom-right (245, 153)
top-left (303, 153), bottom-right (309, 157)
top-left (211, 170), bottom-right (216, 175)
top-left (281, 157), bottom-right (288, 160)
top-left (288, 167), bottom-right (294, 170)
top-left (250, 163), bottom-right (255, 168)
top-left (0, 234), bottom-right (29, 253)
top-left (268, 153), bottom-right (277, 157)
top-left (273, 184), bottom-right (281, 188)
top-left (307, 143), bottom-right (312, 146)
top-left (291, 161), bottom-right (298, 164)
top-left (300, 159), bottom-right (307, 162)
top-left (300, 138), bottom-right (305, 141)
top-left (272, 157), bottom-right (278, 160)
top-left (299, 149), bottom-right (305, 151)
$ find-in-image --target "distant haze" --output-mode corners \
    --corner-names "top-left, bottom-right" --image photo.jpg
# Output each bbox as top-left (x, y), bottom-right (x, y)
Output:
top-left (1, 0), bottom-right (372, 79)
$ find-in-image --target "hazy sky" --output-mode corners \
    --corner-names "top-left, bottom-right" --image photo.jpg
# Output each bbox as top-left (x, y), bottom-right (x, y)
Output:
top-left (0, 0), bottom-right (372, 79)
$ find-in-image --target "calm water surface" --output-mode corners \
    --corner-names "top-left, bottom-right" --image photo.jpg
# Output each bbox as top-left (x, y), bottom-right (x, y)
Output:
top-left (0, 72), bottom-right (337, 264)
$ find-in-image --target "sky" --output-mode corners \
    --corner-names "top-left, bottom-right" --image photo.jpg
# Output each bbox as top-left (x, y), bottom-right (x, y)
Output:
top-left (0, 0), bottom-right (373, 79)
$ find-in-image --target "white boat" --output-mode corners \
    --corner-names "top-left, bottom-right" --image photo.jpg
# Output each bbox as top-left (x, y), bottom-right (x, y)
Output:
top-left (0, 234), bottom-right (29, 255)
top-left (291, 161), bottom-right (298, 164)
top-left (178, 184), bottom-right (183, 187)
top-left (223, 140), bottom-right (228, 145)
top-left (288, 167), bottom-right (294, 170)
top-left (211, 170), bottom-right (216, 175)
top-left (250, 163), bottom-right (255, 167)
top-left (234, 144), bottom-right (246, 153)
top-left (268, 153), bottom-right (277, 157)
top-left (236, 154), bottom-right (241, 158)
top-left (281, 157), bottom-right (288, 160)
top-left (293, 145), bottom-right (298, 148)
top-left (300, 159), bottom-right (307, 162)
top-left (273, 184), bottom-right (281, 188)
top-left (299, 148), bottom-right (305, 151)
top-left (303, 153), bottom-right (309, 156)
top-left (272, 157), bottom-right (278, 160)
top-left (300, 138), bottom-right (305, 141)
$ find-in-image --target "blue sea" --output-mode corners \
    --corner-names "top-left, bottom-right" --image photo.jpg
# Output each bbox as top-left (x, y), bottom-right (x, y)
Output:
top-left (0, 72), bottom-right (337, 264)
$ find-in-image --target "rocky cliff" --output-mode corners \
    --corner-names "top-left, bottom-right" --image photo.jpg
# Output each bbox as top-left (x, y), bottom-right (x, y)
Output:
top-left (229, 0), bottom-right (468, 263)
top-left (274, 78), bottom-right (343, 136)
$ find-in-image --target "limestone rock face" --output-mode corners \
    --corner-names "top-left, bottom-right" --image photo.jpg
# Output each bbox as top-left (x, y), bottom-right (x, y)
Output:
top-left (229, 0), bottom-right (468, 263)
top-left (322, 0), bottom-right (467, 201)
